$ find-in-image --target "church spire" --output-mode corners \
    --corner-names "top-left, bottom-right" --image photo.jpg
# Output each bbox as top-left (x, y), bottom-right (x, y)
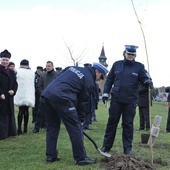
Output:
top-left (98, 43), bottom-right (108, 67)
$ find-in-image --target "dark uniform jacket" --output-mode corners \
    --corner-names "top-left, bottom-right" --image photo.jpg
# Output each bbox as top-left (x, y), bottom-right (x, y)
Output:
top-left (103, 59), bottom-right (151, 104)
top-left (0, 65), bottom-right (18, 115)
top-left (42, 66), bottom-right (97, 117)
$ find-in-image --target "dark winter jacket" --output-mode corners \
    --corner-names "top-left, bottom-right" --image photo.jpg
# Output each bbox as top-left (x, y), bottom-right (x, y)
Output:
top-left (103, 59), bottom-right (151, 104)
top-left (38, 69), bottom-right (58, 102)
top-left (34, 72), bottom-right (42, 94)
top-left (42, 66), bottom-right (97, 117)
top-left (38, 69), bottom-right (58, 94)
top-left (0, 65), bottom-right (18, 115)
top-left (138, 84), bottom-right (152, 107)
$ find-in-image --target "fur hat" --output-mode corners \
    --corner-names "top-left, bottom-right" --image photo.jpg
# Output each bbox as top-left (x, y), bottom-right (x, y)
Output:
top-left (0, 49), bottom-right (11, 58)
top-left (36, 66), bottom-right (43, 71)
top-left (20, 59), bottom-right (29, 66)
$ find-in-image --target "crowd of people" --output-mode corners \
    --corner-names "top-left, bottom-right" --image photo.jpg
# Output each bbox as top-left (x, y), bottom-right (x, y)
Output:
top-left (0, 45), bottom-right (169, 166)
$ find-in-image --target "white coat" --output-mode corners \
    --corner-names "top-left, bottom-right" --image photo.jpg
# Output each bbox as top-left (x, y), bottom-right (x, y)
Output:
top-left (14, 67), bottom-right (35, 107)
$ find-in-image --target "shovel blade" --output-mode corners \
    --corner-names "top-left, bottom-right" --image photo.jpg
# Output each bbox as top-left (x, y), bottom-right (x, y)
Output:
top-left (98, 149), bottom-right (112, 158)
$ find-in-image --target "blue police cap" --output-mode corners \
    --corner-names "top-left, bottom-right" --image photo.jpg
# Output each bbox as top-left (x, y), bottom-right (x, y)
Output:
top-left (92, 62), bottom-right (108, 75)
top-left (125, 45), bottom-right (138, 54)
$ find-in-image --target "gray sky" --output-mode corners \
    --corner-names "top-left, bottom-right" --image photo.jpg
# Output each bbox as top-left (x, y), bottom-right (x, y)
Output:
top-left (0, 0), bottom-right (170, 87)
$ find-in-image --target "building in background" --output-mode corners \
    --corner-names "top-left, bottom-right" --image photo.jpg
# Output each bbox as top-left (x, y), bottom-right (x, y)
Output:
top-left (97, 44), bottom-right (108, 95)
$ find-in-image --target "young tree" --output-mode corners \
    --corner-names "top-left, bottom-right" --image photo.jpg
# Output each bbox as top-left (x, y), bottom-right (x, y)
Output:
top-left (63, 40), bottom-right (87, 66)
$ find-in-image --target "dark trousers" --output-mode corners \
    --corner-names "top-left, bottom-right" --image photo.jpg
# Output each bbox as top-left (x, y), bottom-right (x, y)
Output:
top-left (32, 93), bottom-right (40, 123)
top-left (103, 99), bottom-right (136, 152)
top-left (44, 99), bottom-right (86, 161)
top-left (83, 112), bottom-right (92, 128)
top-left (166, 107), bottom-right (170, 131)
top-left (139, 106), bottom-right (150, 129)
top-left (34, 102), bottom-right (46, 130)
top-left (17, 106), bottom-right (29, 134)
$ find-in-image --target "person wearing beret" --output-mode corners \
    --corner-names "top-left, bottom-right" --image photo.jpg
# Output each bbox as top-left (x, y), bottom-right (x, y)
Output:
top-left (14, 59), bottom-right (35, 135)
top-left (101, 45), bottom-right (153, 155)
top-left (0, 49), bottom-right (18, 140)
top-left (32, 66), bottom-right (43, 124)
top-left (41, 62), bottom-right (108, 165)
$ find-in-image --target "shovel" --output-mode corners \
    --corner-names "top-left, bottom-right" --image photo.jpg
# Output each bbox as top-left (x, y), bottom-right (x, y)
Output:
top-left (83, 131), bottom-right (112, 158)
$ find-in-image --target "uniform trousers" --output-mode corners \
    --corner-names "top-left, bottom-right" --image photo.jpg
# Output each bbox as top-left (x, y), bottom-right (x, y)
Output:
top-left (44, 98), bottom-right (86, 161)
top-left (103, 99), bottom-right (136, 152)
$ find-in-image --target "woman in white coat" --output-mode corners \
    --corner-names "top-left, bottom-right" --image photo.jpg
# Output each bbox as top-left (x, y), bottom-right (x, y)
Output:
top-left (14, 59), bottom-right (35, 135)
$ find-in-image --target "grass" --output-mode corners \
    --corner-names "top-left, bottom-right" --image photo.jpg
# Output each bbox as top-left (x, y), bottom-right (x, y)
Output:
top-left (0, 101), bottom-right (170, 170)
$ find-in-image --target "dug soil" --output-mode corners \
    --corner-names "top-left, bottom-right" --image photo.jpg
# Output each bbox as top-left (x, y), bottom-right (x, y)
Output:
top-left (100, 154), bottom-right (156, 170)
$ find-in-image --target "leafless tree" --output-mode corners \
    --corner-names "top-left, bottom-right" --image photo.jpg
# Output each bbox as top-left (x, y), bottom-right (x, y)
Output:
top-left (63, 39), bottom-right (87, 66)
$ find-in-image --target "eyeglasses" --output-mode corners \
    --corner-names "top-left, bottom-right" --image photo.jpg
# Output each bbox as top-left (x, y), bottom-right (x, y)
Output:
top-left (127, 53), bottom-right (135, 56)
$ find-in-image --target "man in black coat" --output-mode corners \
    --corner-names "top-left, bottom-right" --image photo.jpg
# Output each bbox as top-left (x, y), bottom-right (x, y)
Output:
top-left (0, 49), bottom-right (18, 140)
top-left (138, 83), bottom-right (152, 131)
top-left (41, 62), bottom-right (108, 165)
top-left (32, 61), bottom-right (58, 133)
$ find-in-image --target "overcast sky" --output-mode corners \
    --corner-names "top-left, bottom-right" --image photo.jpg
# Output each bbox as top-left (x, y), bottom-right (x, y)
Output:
top-left (0, 0), bottom-right (170, 87)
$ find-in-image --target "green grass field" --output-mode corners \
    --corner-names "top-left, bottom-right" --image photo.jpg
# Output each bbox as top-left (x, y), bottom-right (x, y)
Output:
top-left (0, 101), bottom-right (170, 170)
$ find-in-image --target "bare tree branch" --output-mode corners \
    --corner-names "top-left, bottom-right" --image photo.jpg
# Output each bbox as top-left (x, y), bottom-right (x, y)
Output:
top-left (62, 37), bottom-right (87, 66)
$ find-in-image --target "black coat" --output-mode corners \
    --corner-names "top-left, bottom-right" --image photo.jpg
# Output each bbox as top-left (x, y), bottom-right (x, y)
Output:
top-left (0, 65), bottom-right (18, 140)
top-left (0, 65), bottom-right (18, 115)
top-left (138, 84), bottom-right (151, 107)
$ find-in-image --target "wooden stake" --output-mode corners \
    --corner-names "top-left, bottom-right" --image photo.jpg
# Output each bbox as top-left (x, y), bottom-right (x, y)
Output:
top-left (130, 0), bottom-right (153, 165)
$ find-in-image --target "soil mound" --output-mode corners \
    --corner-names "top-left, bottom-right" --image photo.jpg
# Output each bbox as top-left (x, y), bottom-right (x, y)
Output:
top-left (100, 154), bottom-right (156, 170)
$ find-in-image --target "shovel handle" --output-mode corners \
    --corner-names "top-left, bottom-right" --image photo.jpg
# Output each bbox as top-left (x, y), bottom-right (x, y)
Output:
top-left (83, 131), bottom-right (98, 150)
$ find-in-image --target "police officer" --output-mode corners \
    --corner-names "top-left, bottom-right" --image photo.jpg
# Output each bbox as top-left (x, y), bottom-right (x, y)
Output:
top-left (82, 63), bottom-right (93, 130)
top-left (101, 45), bottom-right (153, 154)
top-left (41, 62), bottom-right (108, 165)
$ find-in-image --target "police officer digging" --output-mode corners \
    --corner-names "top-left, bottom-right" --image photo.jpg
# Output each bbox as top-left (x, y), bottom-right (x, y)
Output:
top-left (41, 62), bottom-right (108, 165)
top-left (101, 45), bottom-right (153, 155)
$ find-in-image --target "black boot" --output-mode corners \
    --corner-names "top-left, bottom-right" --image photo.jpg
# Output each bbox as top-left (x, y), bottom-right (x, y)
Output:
top-left (24, 107), bottom-right (29, 133)
top-left (17, 110), bottom-right (23, 135)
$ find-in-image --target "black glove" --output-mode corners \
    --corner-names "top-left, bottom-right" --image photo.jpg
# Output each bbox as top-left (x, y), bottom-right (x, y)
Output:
top-left (78, 114), bottom-right (85, 123)
top-left (102, 96), bottom-right (109, 104)
top-left (95, 103), bottom-right (98, 110)
top-left (78, 117), bottom-right (84, 123)
top-left (145, 79), bottom-right (153, 89)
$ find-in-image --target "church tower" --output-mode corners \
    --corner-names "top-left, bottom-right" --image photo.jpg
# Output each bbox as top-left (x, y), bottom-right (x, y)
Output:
top-left (97, 44), bottom-right (108, 95)
top-left (98, 45), bottom-right (108, 67)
